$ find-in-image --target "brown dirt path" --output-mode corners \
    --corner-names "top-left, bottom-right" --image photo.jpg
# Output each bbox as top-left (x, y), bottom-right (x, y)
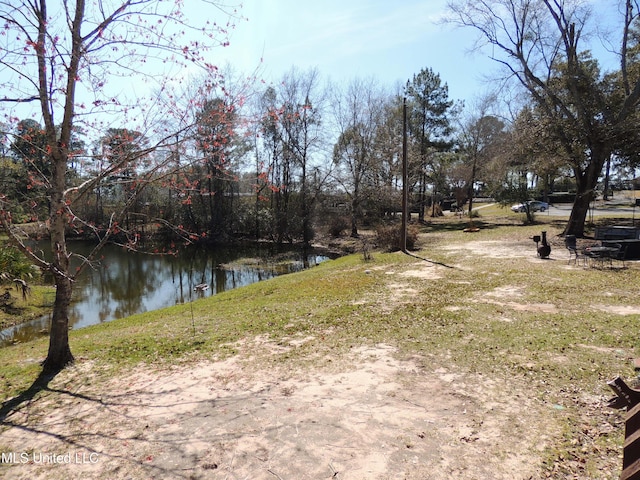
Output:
top-left (0, 342), bottom-right (555, 480)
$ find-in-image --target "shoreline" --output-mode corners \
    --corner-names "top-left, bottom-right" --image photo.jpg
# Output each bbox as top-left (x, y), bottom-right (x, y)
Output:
top-left (0, 236), bottom-right (357, 345)
top-left (0, 284), bottom-right (55, 334)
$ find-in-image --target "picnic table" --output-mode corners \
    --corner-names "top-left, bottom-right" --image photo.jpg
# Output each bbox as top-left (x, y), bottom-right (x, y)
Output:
top-left (584, 245), bottom-right (622, 268)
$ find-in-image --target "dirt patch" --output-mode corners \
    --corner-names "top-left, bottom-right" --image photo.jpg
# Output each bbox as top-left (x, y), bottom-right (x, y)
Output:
top-left (592, 305), bottom-right (640, 315)
top-left (442, 240), bottom-right (535, 259)
top-left (398, 261), bottom-right (442, 280)
top-left (475, 284), bottom-right (559, 314)
top-left (0, 344), bottom-right (556, 480)
top-left (379, 262), bottom-right (446, 312)
top-left (486, 286), bottom-right (525, 298)
top-left (480, 299), bottom-right (560, 314)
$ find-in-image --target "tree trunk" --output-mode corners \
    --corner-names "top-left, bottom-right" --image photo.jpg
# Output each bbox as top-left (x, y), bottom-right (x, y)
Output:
top-left (467, 155), bottom-right (477, 217)
top-left (564, 190), bottom-right (594, 238)
top-left (563, 148), bottom-right (607, 237)
top-left (42, 202), bottom-right (74, 372)
top-left (42, 141), bottom-right (75, 373)
top-left (350, 196), bottom-right (359, 238)
top-left (42, 274), bottom-right (74, 373)
top-left (418, 172), bottom-right (426, 222)
top-left (301, 159), bottom-right (310, 246)
top-left (603, 154), bottom-right (612, 201)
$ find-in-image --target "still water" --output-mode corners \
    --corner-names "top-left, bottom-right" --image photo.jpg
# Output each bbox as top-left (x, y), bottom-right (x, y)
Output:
top-left (1, 242), bottom-right (330, 346)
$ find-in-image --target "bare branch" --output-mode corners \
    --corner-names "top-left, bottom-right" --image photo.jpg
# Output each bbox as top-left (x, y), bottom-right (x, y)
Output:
top-left (0, 96), bottom-right (40, 103)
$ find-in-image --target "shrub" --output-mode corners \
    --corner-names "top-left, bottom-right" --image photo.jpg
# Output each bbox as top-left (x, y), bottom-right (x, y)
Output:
top-left (0, 244), bottom-right (36, 281)
top-left (375, 224), bottom-right (419, 252)
top-left (327, 216), bottom-right (350, 238)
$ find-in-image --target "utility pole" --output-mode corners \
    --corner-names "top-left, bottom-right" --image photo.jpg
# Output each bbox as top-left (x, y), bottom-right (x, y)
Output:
top-left (401, 97), bottom-right (408, 253)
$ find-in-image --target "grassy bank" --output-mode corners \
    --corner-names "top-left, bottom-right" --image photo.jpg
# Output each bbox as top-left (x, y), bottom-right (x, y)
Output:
top-left (1, 217), bottom-right (638, 477)
top-left (0, 285), bottom-right (56, 331)
top-left (0, 235), bottom-right (57, 331)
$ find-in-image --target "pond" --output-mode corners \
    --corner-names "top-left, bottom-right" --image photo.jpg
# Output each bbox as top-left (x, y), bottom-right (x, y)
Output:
top-left (0, 241), bottom-right (330, 347)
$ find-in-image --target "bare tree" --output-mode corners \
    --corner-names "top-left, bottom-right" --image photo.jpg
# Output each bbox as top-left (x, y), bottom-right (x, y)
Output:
top-left (372, 92), bottom-right (404, 217)
top-left (279, 68), bottom-right (326, 246)
top-left (0, 0), bottom-right (238, 373)
top-left (456, 95), bottom-right (507, 215)
top-left (448, 0), bottom-right (640, 236)
top-left (332, 77), bottom-right (385, 237)
top-left (254, 68), bottom-right (326, 245)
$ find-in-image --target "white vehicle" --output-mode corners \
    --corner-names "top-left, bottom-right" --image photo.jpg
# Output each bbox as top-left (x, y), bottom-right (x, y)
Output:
top-left (511, 200), bottom-right (549, 213)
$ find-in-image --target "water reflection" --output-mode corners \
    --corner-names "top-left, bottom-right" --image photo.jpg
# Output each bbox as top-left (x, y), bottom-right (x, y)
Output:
top-left (1, 242), bottom-right (329, 346)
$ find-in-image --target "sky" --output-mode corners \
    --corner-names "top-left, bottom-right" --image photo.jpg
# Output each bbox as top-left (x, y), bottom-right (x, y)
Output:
top-left (216, 0), bottom-right (494, 104)
top-left (2, 0), bottom-right (623, 128)
top-left (8, 1), bottom-right (485, 128)
top-left (212, 0), bottom-right (623, 106)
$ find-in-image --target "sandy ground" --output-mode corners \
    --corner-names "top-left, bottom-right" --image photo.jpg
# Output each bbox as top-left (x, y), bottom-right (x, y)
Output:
top-left (0, 236), bottom-right (631, 479)
top-left (0, 341), bottom-right (558, 480)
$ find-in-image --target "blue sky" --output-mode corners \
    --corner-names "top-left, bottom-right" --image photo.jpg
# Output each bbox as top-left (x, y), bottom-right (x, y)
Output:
top-left (215, 0), bottom-right (622, 105)
top-left (3, 0), bottom-right (622, 127)
top-left (218, 0), bottom-right (491, 103)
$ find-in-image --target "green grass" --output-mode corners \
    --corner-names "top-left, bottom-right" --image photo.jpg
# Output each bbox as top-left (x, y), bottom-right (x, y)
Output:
top-left (67, 253), bottom-right (379, 367)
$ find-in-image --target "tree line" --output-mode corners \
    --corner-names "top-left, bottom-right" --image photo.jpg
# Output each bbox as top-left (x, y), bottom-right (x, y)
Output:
top-left (0, 66), bottom-right (462, 246)
top-left (1, 0), bottom-right (639, 372)
top-left (5, 59), bottom-right (639, 246)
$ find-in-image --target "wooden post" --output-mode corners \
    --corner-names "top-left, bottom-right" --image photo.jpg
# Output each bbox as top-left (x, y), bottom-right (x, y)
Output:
top-left (401, 97), bottom-right (408, 253)
top-left (608, 376), bottom-right (640, 479)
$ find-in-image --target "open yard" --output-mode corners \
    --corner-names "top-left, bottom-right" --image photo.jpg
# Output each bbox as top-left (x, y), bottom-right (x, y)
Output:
top-left (0, 217), bottom-right (638, 479)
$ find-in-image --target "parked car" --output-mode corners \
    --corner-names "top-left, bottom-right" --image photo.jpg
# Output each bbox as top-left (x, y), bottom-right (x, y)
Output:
top-left (510, 200), bottom-right (549, 213)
